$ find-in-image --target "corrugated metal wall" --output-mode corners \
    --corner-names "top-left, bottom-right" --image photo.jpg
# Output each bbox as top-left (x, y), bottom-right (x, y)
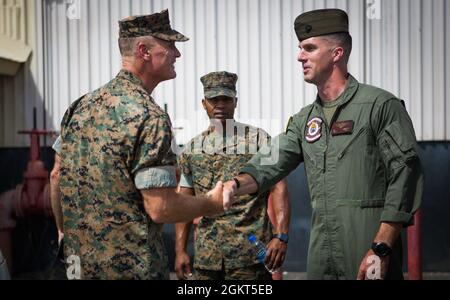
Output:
top-left (1, 0), bottom-right (449, 146)
top-left (42, 0), bottom-right (367, 144)
top-left (365, 0), bottom-right (450, 141)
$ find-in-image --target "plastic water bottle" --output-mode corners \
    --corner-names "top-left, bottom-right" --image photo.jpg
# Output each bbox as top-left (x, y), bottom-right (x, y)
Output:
top-left (248, 235), bottom-right (274, 274)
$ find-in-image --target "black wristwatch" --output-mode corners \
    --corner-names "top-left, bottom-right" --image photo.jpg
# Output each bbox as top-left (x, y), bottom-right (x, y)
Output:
top-left (233, 177), bottom-right (241, 189)
top-left (371, 242), bottom-right (392, 258)
top-left (273, 233), bottom-right (289, 244)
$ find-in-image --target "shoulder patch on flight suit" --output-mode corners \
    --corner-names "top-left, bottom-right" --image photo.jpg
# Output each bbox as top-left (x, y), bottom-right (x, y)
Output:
top-left (306, 117), bottom-right (323, 143)
top-left (286, 117), bottom-right (294, 134)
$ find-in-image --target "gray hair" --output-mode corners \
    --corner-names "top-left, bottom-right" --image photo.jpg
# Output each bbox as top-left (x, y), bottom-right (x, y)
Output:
top-left (118, 36), bottom-right (156, 57)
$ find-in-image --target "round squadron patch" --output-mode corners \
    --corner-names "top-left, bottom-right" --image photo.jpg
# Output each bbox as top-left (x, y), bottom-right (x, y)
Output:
top-left (306, 117), bottom-right (323, 143)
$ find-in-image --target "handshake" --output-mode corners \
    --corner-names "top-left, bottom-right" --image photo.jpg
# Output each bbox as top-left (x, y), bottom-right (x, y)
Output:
top-left (206, 180), bottom-right (239, 212)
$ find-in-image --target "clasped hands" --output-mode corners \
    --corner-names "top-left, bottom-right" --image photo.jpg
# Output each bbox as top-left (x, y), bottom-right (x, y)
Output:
top-left (206, 180), bottom-right (239, 212)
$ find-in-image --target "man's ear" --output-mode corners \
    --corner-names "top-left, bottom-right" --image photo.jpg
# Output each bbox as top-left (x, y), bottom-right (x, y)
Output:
top-left (137, 42), bottom-right (151, 60)
top-left (202, 99), bottom-right (207, 110)
top-left (333, 46), bottom-right (344, 64)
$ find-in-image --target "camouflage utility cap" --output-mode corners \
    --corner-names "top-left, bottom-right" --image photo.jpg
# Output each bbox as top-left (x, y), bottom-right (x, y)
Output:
top-left (119, 9), bottom-right (189, 42)
top-left (294, 9), bottom-right (349, 41)
top-left (201, 71), bottom-right (238, 99)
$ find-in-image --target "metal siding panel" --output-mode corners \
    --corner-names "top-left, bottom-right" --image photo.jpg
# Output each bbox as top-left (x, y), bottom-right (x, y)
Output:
top-left (432, 0), bottom-right (445, 141)
top-left (347, 0), bottom-right (364, 81)
top-left (281, 0), bottom-right (295, 123)
top-left (422, 0), bottom-right (433, 141)
top-left (237, 0), bottom-right (250, 122)
top-left (399, 0), bottom-right (411, 113)
top-left (99, 0), bottom-right (111, 84)
top-left (36, 0), bottom-right (449, 143)
top-left (383, 0), bottom-right (399, 95)
top-left (88, 0), bottom-right (101, 90)
top-left (248, 0), bottom-right (261, 120)
top-left (259, 0), bottom-right (270, 121)
top-left (410, 0), bottom-right (423, 140)
top-left (269, 0), bottom-right (283, 133)
top-left (446, 0), bottom-right (450, 140)
top-left (110, 0), bottom-right (122, 78)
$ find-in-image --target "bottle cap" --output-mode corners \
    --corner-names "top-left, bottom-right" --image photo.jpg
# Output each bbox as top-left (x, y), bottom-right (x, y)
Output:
top-left (248, 235), bottom-right (257, 243)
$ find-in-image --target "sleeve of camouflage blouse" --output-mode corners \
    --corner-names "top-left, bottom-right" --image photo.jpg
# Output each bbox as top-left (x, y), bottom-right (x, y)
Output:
top-left (52, 135), bottom-right (62, 155)
top-left (132, 114), bottom-right (178, 190)
top-left (177, 150), bottom-right (194, 189)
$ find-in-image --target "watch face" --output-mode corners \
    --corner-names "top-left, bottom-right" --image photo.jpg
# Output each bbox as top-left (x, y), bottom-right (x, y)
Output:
top-left (373, 243), bottom-right (391, 257)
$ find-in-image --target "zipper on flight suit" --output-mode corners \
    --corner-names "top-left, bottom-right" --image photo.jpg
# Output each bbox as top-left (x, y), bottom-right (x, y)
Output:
top-left (321, 105), bottom-right (343, 277)
top-left (322, 106), bottom-right (343, 173)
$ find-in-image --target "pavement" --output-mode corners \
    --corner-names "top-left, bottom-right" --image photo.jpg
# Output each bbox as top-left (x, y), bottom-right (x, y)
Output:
top-left (170, 272), bottom-right (450, 280)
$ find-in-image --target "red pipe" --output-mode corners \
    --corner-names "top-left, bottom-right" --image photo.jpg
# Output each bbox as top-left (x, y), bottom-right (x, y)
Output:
top-left (0, 128), bottom-right (54, 275)
top-left (407, 210), bottom-right (423, 280)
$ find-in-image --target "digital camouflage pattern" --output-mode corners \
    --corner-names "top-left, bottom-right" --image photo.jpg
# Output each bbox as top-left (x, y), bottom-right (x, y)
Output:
top-left (59, 70), bottom-right (177, 280)
top-left (243, 74), bottom-right (423, 279)
top-left (200, 71), bottom-right (238, 99)
top-left (119, 9), bottom-right (189, 42)
top-left (178, 122), bottom-right (273, 271)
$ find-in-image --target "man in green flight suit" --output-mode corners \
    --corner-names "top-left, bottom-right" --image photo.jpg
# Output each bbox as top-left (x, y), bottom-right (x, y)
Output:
top-left (175, 72), bottom-right (290, 280)
top-left (221, 9), bottom-right (424, 280)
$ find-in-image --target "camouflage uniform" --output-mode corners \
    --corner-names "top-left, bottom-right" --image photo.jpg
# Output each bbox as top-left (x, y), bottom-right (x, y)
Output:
top-left (58, 10), bottom-right (188, 280)
top-left (178, 72), bottom-right (273, 277)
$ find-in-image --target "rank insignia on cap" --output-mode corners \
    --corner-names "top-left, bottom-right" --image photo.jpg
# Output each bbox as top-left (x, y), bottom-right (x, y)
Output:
top-left (306, 117), bottom-right (323, 143)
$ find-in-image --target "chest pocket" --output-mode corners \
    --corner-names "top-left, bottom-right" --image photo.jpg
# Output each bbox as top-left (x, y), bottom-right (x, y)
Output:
top-left (191, 164), bottom-right (215, 190)
top-left (337, 126), bottom-right (371, 160)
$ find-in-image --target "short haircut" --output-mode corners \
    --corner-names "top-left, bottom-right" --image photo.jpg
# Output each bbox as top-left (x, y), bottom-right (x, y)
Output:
top-left (322, 32), bottom-right (353, 63)
top-left (118, 36), bottom-right (156, 57)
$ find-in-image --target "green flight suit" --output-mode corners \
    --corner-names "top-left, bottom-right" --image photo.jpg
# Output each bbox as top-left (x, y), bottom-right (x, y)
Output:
top-left (242, 75), bottom-right (423, 280)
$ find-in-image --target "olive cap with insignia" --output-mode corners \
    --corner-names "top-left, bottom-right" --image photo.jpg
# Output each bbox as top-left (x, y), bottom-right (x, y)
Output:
top-left (119, 9), bottom-right (189, 42)
top-left (201, 71), bottom-right (238, 99)
top-left (294, 9), bottom-right (349, 42)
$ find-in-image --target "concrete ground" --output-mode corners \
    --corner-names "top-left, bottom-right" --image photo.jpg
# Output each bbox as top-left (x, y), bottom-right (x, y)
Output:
top-left (170, 272), bottom-right (450, 280)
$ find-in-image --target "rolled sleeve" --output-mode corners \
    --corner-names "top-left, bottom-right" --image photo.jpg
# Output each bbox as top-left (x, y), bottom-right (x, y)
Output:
top-left (52, 135), bottom-right (62, 155)
top-left (374, 99), bottom-right (424, 226)
top-left (135, 166), bottom-right (177, 190)
top-left (380, 210), bottom-right (414, 225)
top-left (179, 173), bottom-right (194, 189)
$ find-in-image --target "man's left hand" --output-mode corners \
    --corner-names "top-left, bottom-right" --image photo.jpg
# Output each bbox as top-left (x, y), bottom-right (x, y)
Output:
top-left (265, 238), bottom-right (287, 272)
top-left (357, 249), bottom-right (390, 280)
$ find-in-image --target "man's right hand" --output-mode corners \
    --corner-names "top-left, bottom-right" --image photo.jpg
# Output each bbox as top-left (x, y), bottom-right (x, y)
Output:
top-left (175, 251), bottom-right (193, 280)
top-left (206, 181), bottom-right (226, 212)
top-left (222, 180), bottom-right (238, 211)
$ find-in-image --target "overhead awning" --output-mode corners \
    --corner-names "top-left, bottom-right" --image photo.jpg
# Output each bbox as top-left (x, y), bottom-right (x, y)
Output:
top-left (0, 34), bottom-right (32, 76)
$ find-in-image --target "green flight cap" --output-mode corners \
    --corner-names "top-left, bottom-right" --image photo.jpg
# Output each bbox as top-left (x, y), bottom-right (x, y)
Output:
top-left (201, 71), bottom-right (238, 99)
top-left (294, 9), bottom-right (349, 42)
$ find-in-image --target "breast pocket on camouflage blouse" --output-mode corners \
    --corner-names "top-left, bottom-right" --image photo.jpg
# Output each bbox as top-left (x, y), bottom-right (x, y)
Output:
top-left (191, 163), bottom-right (216, 191)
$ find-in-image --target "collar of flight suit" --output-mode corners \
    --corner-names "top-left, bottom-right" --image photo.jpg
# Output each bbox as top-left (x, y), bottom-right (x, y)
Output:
top-left (312, 73), bottom-right (360, 110)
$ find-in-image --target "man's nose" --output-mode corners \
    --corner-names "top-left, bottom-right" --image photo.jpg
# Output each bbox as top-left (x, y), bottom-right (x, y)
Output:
top-left (298, 50), bottom-right (306, 63)
top-left (174, 46), bottom-right (181, 58)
